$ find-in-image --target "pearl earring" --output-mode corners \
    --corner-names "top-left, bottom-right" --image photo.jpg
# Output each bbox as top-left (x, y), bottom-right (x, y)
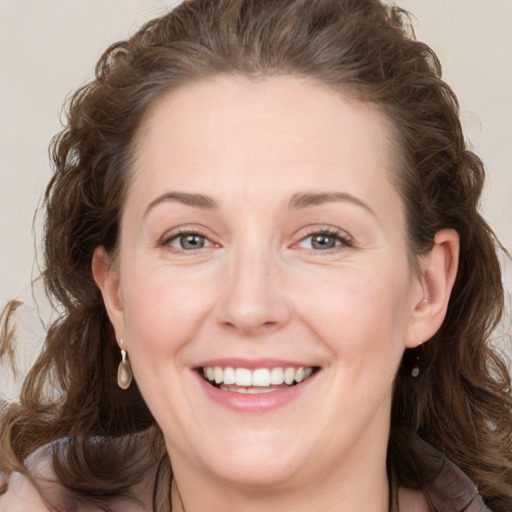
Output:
top-left (117, 339), bottom-right (133, 390)
top-left (411, 344), bottom-right (423, 378)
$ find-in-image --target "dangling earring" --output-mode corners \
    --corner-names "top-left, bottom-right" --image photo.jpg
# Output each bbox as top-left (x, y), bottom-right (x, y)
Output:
top-left (411, 300), bottom-right (429, 378)
top-left (411, 344), bottom-right (423, 378)
top-left (117, 339), bottom-right (133, 389)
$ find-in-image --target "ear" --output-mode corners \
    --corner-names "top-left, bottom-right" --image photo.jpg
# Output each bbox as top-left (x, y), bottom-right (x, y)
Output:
top-left (92, 246), bottom-right (125, 346)
top-left (405, 229), bottom-right (459, 348)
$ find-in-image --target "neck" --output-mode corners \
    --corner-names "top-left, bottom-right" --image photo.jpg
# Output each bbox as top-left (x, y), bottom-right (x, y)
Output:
top-left (169, 451), bottom-right (390, 512)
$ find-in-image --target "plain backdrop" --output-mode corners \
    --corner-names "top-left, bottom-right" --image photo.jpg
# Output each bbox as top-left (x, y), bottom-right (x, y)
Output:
top-left (1, 0), bottom-right (511, 396)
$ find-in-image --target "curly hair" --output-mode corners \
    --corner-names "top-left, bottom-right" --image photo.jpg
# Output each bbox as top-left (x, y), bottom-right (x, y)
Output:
top-left (1, 0), bottom-right (511, 510)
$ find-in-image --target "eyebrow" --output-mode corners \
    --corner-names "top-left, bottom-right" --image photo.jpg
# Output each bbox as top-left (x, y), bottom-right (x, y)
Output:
top-left (144, 192), bottom-right (217, 217)
top-left (144, 190), bottom-right (375, 217)
top-left (288, 191), bottom-right (376, 216)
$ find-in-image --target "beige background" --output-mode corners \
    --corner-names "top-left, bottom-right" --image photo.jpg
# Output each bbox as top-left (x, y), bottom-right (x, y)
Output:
top-left (1, 0), bottom-right (511, 396)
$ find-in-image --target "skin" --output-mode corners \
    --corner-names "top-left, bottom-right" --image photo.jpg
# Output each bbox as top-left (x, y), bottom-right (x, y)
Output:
top-left (0, 448), bottom-right (156, 511)
top-left (92, 75), bottom-right (459, 512)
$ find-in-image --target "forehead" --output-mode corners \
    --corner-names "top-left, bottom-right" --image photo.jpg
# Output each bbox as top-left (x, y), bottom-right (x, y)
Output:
top-left (136, 74), bottom-right (396, 157)
top-left (130, 75), bottom-right (402, 217)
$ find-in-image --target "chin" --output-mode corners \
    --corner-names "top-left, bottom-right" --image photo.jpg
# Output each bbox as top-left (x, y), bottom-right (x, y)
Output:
top-left (205, 453), bottom-right (305, 488)
top-left (189, 428), bottom-right (313, 488)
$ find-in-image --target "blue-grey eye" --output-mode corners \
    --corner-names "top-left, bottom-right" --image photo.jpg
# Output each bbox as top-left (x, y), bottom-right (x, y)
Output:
top-left (310, 233), bottom-right (339, 249)
top-left (170, 233), bottom-right (208, 250)
top-left (297, 232), bottom-right (345, 250)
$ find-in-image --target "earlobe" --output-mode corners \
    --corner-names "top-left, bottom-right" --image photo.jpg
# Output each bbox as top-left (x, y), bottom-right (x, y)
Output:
top-left (92, 246), bottom-right (125, 344)
top-left (405, 229), bottom-right (460, 348)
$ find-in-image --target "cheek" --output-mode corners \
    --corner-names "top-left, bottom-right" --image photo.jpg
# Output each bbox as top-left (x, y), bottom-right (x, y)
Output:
top-left (119, 266), bottom-right (216, 360)
top-left (294, 259), bottom-right (412, 360)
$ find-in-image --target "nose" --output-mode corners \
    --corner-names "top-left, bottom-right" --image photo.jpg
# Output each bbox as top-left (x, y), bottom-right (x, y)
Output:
top-left (215, 245), bottom-right (292, 336)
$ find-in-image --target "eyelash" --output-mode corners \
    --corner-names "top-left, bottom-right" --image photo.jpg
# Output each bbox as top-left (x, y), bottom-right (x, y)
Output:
top-left (158, 227), bottom-right (353, 254)
top-left (159, 228), bottom-right (215, 253)
top-left (295, 228), bottom-right (353, 253)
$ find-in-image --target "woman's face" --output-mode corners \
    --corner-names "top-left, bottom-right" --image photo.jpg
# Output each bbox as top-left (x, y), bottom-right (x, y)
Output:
top-left (97, 76), bottom-right (434, 490)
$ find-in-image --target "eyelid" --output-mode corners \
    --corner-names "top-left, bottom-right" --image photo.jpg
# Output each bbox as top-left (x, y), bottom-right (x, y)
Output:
top-left (156, 224), bottom-right (353, 253)
top-left (292, 226), bottom-right (354, 251)
top-left (170, 233), bottom-right (214, 250)
top-left (158, 225), bottom-right (218, 251)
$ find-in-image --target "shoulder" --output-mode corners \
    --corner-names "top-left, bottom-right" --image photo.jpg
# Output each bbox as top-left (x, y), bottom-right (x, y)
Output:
top-left (0, 440), bottom-right (156, 511)
top-left (410, 436), bottom-right (495, 512)
top-left (0, 472), bottom-right (48, 511)
top-left (0, 445), bottom-right (59, 511)
top-left (398, 486), bottom-right (431, 512)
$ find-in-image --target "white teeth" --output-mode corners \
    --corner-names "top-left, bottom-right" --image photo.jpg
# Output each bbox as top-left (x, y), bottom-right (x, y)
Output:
top-left (223, 367), bottom-right (235, 385)
top-left (214, 367), bottom-right (223, 384)
top-left (295, 367), bottom-right (305, 383)
top-left (247, 387), bottom-right (279, 394)
top-left (270, 367), bottom-right (284, 385)
top-left (235, 368), bottom-right (252, 386)
top-left (252, 368), bottom-right (270, 386)
top-left (219, 385), bottom-right (281, 394)
top-left (202, 365), bottom-right (315, 388)
top-left (284, 367), bottom-right (295, 385)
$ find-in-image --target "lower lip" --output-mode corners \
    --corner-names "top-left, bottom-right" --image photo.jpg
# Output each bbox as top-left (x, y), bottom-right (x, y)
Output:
top-left (195, 371), bottom-right (317, 412)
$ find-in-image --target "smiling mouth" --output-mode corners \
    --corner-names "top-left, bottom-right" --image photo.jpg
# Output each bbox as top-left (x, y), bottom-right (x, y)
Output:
top-left (200, 366), bottom-right (318, 394)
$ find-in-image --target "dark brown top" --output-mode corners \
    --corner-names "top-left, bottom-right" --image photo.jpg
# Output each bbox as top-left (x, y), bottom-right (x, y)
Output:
top-left (412, 435), bottom-right (493, 512)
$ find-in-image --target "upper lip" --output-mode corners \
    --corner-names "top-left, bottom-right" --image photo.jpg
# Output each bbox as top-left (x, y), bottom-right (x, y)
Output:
top-left (194, 358), bottom-right (317, 370)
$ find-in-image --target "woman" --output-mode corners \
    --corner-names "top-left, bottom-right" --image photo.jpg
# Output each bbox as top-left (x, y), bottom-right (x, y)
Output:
top-left (1, 0), bottom-right (511, 510)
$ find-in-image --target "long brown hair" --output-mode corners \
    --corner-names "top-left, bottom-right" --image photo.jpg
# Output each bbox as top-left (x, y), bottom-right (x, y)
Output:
top-left (1, 0), bottom-right (511, 510)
